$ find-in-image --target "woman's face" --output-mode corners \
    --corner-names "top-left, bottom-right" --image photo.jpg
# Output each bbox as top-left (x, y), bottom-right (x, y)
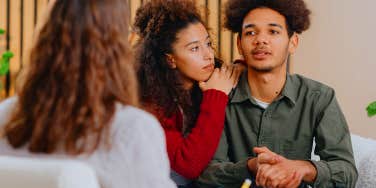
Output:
top-left (168, 22), bottom-right (215, 89)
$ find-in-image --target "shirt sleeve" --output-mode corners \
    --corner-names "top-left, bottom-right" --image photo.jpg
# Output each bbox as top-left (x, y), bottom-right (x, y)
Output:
top-left (106, 109), bottom-right (177, 188)
top-left (132, 115), bottom-right (177, 188)
top-left (310, 88), bottom-right (358, 188)
top-left (196, 127), bottom-right (252, 188)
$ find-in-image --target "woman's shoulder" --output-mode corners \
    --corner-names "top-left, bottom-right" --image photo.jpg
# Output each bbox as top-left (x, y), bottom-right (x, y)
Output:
top-left (115, 104), bottom-right (159, 124)
top-left (0, 97), bottom-right (18, 126)
top-left (0, 97), bottom-right (17, 112)
top-left (112, 104), bottom-right (164, 137)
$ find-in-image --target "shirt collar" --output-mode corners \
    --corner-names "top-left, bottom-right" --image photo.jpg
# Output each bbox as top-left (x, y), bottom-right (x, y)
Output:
top-left (230, 70), bottom-right (253, 104)
top-left (280, 74), bottom-right (298, 106)
top-left (230, 71), bottom-right (298, 106)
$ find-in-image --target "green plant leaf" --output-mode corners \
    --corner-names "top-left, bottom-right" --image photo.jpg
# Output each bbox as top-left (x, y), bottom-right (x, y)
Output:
top-left (2, 51), bottom-right (14, 60)
top-left (0, 58), bottom-right (10, 75)
top-left (0, 28), bottom-right (5, 35)
top-left (367, 101), bottom-right (376, 117)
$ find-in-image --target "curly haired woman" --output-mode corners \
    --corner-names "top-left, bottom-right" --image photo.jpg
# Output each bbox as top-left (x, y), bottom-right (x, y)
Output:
top-left (134, 0), bottom-right (240, 187)
top-left (0, 0), bottom-right (175, 187)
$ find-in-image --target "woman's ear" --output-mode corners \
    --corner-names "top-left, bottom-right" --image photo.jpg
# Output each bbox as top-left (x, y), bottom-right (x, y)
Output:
top-left (165, 54), bottom-right (177, 69)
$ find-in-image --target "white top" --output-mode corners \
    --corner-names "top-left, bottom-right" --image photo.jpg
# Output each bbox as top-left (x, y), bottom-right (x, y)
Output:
top-left (252, 97), bottom-right (270, 109)
top-left (0, 97), bottom-right (176, 188)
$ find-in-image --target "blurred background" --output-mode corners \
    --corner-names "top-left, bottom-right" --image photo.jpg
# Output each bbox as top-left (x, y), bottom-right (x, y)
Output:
top-left (0, 0), bottom-right (375, 138)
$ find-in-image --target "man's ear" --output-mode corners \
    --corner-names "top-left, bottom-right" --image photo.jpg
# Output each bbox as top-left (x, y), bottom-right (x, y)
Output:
top-left (165, 54), bottom-right (177, 69)
top-left (237, 34), bottom-right (244, 57)
top-left (288, 33), bottom-right (299, 55)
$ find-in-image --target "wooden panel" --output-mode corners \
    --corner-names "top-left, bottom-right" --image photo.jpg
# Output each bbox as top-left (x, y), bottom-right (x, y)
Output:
top-left (22, 0), bottom-right (35, 67)
top-left (232, 33), bottom-right (241, 61)
top-left (207, 0), bottom-right (220, 56)
top-left (0, 0), bottom-right (7, 99)
top-left (8, 0), bottom-right (22, 95)
top-left (0, 0), bottom-right (7, 53)
top-left (129, 0), bottom-right (142, 26)
top-left (195, 0), bottom-right (208, 24)
top-left (0, 0), bottom-right (6, 31)
top-left (128, 0), bottom-right (142, 46)
top-left (220, 0), bottom-right (232, 64)
top-left (36, 0), bottom-right (48, 26)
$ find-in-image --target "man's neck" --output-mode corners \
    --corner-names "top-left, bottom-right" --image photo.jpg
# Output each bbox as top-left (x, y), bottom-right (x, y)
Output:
top-left (247, 66), bottom-right (287, 103)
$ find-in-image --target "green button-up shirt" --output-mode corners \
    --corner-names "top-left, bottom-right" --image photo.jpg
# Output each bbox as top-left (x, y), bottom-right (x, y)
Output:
top-left (197, 71), bottom-right (358, 188)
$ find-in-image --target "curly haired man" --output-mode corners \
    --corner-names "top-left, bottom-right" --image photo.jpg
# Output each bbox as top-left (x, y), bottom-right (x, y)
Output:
top-left (196, 0), bottom-right (358, 187)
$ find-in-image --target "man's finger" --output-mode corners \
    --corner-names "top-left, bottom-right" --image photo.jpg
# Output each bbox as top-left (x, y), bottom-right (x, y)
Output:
top-left (256, 164), bottom-right (271, 187)
top-left (258, 152), bottom-right (280, 164)
top-left (278, 171), bottom-right (296, 188)
top-left (285, 172), bottom-right (303, 188)
top-left (253, 146), bottom-right (272, 154)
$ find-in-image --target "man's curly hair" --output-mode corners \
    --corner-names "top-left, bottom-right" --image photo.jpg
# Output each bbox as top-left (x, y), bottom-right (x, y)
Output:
top-left (134, 0), bottom-right (218, 132)
top-left (224, 0), bottom-right (311, 37)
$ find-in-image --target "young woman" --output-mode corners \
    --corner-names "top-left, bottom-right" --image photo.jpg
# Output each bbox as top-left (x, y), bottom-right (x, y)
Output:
top-left (134, 0), bottom-right (240, 186)
top-left (0, 0), bottom-right (175, 187)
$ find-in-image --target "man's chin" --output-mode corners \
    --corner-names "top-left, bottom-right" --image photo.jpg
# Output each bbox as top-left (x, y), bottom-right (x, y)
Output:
top-left (249, 65), bottom-right (274, 73)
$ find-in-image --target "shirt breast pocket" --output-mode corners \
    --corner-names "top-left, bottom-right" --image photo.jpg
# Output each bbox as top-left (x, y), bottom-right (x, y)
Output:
top-left (281, 139), bottom-right (313, 160)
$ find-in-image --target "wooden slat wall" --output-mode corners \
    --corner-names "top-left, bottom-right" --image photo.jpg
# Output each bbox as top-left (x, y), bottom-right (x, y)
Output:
top-left (0, 0), bottom-right (7, 98)
top-left (0, 0), bottom-right (240, 99)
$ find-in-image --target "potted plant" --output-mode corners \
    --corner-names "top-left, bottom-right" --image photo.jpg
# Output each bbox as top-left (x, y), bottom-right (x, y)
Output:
top-left (0, 28), bottom-right (14, 100)
top-left (367, 101), bottom-right (376, 117)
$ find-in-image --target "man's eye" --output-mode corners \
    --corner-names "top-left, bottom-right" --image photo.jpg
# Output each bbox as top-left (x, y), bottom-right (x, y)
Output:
top-left (245, 31), bottom-right (256, 36)
top-left (270, 30), bottom-right (280, 35)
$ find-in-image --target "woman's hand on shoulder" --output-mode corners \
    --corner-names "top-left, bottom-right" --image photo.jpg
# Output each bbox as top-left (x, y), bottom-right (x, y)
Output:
top-left (199, 64), bottom-right (242, 95)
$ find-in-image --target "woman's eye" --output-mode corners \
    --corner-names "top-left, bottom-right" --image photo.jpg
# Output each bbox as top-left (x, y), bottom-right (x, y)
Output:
top-left (207, 42), bottom-right (212, 47)
top-left (191, 46), bottom-right (199, 52)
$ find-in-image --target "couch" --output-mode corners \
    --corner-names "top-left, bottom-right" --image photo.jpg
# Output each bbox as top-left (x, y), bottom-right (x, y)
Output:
top-left (0, 156), bottom-right (100, 188)
top-left (311, 134), bottom-right (376, 188)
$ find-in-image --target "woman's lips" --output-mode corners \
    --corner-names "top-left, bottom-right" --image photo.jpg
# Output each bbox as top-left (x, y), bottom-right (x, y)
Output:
top-left (203, 63), bottom-right (215, 71)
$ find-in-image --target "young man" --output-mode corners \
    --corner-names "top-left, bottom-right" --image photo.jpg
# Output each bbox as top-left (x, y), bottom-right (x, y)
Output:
top-left (196, 0), bottom-right (358, 187)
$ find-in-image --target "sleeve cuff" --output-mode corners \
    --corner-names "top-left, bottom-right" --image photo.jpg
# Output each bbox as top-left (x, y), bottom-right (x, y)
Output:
top-left (309, 160), bottom-right (331, 187)
top-left (232, 158), bottom-right (252, 181)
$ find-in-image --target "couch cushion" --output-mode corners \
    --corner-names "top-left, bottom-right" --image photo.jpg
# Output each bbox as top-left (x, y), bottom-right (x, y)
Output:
top-left (0, 156), bottom-right (100, 188)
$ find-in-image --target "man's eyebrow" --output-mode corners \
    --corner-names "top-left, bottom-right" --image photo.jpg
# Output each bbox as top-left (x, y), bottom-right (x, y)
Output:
top-left (243, 23), bottom-right (283, 29)
top-left (269, 23), bottom-right (283, 29)
top-left (243, 24), bottom-right (255, 29)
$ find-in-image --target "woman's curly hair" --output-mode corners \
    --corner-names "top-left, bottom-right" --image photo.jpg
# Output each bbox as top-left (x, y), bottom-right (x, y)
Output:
top-left (134, 0), bottom-right (218, 132)
top-left (225, 0), bottom-right (311, 37)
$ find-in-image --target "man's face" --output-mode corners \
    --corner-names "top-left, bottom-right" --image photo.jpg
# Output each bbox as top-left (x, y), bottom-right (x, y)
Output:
top-left (237, 7), bottom-right (298, 73)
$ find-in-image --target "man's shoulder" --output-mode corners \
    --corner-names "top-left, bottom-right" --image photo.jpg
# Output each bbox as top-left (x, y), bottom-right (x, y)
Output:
top-left (290, 74), bottom-right (335, 97)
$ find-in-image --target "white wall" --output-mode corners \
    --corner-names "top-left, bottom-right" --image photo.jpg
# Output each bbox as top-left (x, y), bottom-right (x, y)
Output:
top-left (291, 0), bottom-right (376, 139)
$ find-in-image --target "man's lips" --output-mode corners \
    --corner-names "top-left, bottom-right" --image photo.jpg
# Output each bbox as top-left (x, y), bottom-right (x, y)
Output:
top-left (252, 49), bottom-right (271, 60)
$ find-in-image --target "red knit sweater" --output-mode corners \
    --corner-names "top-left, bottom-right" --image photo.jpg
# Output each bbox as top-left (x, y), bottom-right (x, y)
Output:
top-left (150, 89), bottom-right (228, 179)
